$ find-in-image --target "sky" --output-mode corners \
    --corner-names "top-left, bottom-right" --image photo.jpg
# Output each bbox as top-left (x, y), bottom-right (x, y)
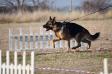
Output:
top-left (54, 0), bottom-right (84, 8)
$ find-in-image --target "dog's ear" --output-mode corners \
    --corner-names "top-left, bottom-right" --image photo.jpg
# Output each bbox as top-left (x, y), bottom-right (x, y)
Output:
top-left (49, 16), bottom-right (52, 20)
top-left (53, 17), bottom-right (56, 20)
top-left (52, 17), bottom-right (56, 23)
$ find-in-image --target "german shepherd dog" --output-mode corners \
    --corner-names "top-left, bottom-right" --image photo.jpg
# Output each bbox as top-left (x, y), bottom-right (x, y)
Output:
top-left (43, 16), bottom-right (100, 49)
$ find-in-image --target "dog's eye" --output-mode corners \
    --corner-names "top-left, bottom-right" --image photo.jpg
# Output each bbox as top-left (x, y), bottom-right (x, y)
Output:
top-left (48, 22), bottom-right (52, 25)
top-left (47, 22), bottom-right (52, 26)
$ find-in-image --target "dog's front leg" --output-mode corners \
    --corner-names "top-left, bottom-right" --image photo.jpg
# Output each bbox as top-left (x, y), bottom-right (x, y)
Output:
top-left (52, 38), bottom-right (61, 48)
top-left (67, 40), bottom-right (70, 48)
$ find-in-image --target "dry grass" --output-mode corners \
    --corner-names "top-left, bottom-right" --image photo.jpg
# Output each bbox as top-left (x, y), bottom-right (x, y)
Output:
top-left (0, 10), bottom-right (112, 23)
top-left (36, 51), bottom-right (112, 74)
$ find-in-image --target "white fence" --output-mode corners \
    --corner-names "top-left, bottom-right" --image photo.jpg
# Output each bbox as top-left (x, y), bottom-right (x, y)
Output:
top-left (100, 58), bottom-right (112, 74)
top-left (9, 27), bottom-right (87, 51)
top-left (0, 50), bottom-right (34, 74)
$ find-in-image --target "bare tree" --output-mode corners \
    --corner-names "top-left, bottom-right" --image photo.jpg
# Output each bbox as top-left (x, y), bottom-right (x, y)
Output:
top-left (21, 0), bottom-right (25, 7)
top-left (1, 0), bottom-right (25, 9)
top-left (0, 0), bottom-right (15, 12)
top-left (0, 0), bottom-right (51, 12)
top-left (37, 0), bottom-right (50, 10)
top-left (3, 0), bottom-right (15, 7)
top-left (16, 0), bottom-right (26, 9)
top-left (32, 0), bottom-right (36, 6)
top-left (82, 0), bottom-right (112, 13)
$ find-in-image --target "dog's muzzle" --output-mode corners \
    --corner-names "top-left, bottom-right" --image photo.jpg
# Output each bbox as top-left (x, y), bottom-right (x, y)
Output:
top-left (43, 25), bottom-right (47, 28)
top-left (43, 25), bottom-right (51, 31)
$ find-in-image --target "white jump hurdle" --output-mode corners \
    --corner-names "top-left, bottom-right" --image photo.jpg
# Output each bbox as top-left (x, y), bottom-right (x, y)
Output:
top-left (0, 50), bottom-right (34, 74)
top-left (9, 27), bottom-right (87, 51)
top-left (100, 58), bottom-right (112, 74)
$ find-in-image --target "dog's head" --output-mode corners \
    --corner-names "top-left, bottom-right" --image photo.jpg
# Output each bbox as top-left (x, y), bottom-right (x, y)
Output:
top-left (43, 16), bottom-right (56, 31)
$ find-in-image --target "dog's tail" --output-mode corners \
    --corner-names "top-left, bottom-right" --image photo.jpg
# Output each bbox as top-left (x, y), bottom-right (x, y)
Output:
top-left (87, 32), bottom-right (100, 41)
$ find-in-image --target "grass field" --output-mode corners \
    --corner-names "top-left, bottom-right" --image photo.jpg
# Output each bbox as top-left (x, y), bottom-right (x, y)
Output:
top-left (35, 51), bottom-right (112, 74)
top-left (0, 13), bottom-right (112, 74)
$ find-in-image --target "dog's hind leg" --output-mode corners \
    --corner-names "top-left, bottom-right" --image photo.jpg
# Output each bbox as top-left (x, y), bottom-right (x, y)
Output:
top-left (68, 40), bottom-right (70, 48)
top-left (82, 39), bottom-right (91, 49)
top-left (72, 34), bottom-right (81, 49)
top-left (72, 43), bottom-right (81, 49)
top-left (67, 40), bottom-right (73, 52)
top-left (86, 41), bottom-right (91, 49)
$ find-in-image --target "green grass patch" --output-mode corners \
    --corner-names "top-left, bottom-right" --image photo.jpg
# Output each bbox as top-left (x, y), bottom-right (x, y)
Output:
top-left (35, 51), bottom-right (112, 73)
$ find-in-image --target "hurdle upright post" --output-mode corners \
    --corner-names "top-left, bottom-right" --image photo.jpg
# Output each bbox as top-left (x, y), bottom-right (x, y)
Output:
top-left (25, 34), bottom-right (29, 50)
top-left (35, 33), bottom-right (39, 49)
top-left (104, 58), bottom-right (108, 74)
top-left (23, 51), bottom-right (26, 74)
top-left (14, 51), bottom-right (18, 74)
top-left (30, 27), bottom-right (34, 50)
top-left (39, 27), bottom-right (44, 49)
top-left (0, 50), bottom-right (1, 74)
top-left (14, 35), bottom-right (19, 50)
top-left (9, 28), bottom-right (13, 50)
top-left (31, 51), bottom-right (34, 74)
top-left (6, 50), bottom-right (10, 74)
top-left (19, 28), bottom-right (23, 50)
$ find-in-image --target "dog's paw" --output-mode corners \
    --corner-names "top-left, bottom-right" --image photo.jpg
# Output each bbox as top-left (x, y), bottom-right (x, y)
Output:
top-left (72, 47), bottom-right (77, 49)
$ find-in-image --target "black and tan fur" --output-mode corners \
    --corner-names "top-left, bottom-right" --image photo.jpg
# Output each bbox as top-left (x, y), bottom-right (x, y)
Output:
top-left (43, 16), bottom-right (100, 49)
